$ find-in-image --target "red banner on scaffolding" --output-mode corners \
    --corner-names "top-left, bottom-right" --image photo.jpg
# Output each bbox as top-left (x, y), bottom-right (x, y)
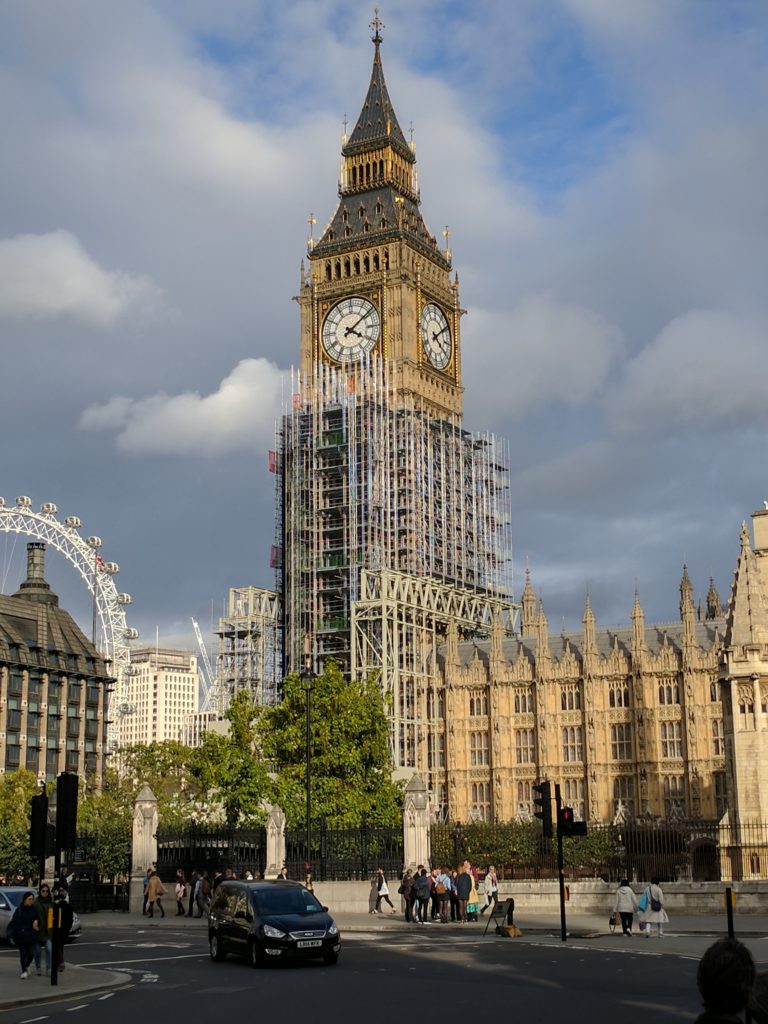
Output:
top-left (270, 545), bottom-right (282, 568)
top-left (268, 450), bottom-right (277, 473)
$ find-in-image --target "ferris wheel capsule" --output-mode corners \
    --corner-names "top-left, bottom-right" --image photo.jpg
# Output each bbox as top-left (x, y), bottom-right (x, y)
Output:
top-left (124, 627), bottom-right (139, 640)
top-left (86, 535), bottom-right (103, 548)
top-left (104, 561), bottom-right (119, 574)
top-left (41, 502), bottom-right (58, 515)
top-left (117, 592), bottom-right (132, 604)
top-left (16, 496), bottom-right (32, 508)
top-left (64, 516), bottom-right (81, 528)
top-left (0, 497), bottom-right (6, 507)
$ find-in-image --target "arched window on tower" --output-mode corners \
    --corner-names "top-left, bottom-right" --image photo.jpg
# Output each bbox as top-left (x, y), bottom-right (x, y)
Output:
top-left (363, 255), bottom-right (370, 273)
top-left (373, 252), bottom-right (380, 271)
top-left (344, 257), bottom-right (351, 276)
top-left (334, 260), bottom-right (341, 279)
top-left (325, 262), bottom-right (332, 282)
top-left (353, 256), bottom-right (360, 275)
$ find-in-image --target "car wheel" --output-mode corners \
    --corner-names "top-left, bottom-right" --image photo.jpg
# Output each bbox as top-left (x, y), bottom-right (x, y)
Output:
top-left (322, 952), bottom-right (339, 966)
top-left (209, 933), bottom-right (226, 962)
top-left (249, 942), bottom-right (265, 969)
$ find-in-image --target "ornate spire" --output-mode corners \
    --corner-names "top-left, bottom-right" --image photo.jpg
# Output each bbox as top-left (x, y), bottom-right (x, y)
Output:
top-left (724, 519), bottom-right (768, 649)
top-left (706, 577), bottom-right (723, 620)
top-left (631, 590), bottom-right (646, 665)
top-left (520, 567), bottom-right (536, 639)
top-left (490, 610), bottom-right (504, 670)
top-left (535, 600), bottom-right (550, 663)
top-left (582, 591), bottom-right (597, 662)
top-left (679, 564), bottom-right (694, 619)
top-left (345, 13), bottom-right (411, 161)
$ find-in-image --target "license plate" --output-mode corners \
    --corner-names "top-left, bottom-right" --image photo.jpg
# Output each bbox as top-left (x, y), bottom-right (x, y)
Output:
top-left (297, 939), bottom-right (322, 948)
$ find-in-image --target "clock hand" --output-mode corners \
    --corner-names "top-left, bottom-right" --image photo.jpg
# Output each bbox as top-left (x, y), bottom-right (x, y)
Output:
top-left (344, 313), bottom-right (368, 336)
top-left (432, 324), bottom-right (450, 339)
top-left (345, 326), bottom-right (363, 339)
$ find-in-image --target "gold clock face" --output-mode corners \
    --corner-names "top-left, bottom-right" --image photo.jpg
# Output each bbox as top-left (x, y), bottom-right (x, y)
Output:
top-left (322, 297), bottom-right (380, 361)
top-left (421, 303), bottom-right (452, 370)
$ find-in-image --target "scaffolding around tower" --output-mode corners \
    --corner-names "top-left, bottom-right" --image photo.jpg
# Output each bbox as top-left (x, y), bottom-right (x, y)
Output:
top-left (275, 354), bottom-right (517, 773)
top-left (215, 586), bottom-right (281, 712)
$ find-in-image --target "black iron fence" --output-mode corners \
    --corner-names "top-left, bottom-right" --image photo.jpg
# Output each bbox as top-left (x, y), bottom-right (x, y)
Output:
top-left (155, 825), bottom-right (267, 882)
top-left (431, 820), bottom-right (768, 884)
top-left (284, 821), bottom-right (403, 881)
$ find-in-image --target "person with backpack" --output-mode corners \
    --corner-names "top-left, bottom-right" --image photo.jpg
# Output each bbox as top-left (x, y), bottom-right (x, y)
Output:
top-left (196, 871), bottom-right (211, 917)
top-left (9, 891), bottom-right (40, 979)
top-left (33, 882), bottom-right (54, 974)
top-left (639, 877), bottom-right (669, 937)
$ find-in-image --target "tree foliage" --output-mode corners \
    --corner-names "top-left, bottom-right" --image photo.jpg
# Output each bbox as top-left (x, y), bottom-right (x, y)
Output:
top-left (118, 740), bottom-right (199, 829)
top-left (188, 690), bottom-right (271, 826)
top-left (259, 662), bottom-right (403, 828)
top-left (0, 769), bottom-right (38, 881)
top-left (77, 768), bottom-right (132, 879)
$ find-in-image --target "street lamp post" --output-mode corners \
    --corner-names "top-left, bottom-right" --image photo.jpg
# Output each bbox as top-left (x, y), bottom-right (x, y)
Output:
top-left (302, 635), bottom-right (312, 875)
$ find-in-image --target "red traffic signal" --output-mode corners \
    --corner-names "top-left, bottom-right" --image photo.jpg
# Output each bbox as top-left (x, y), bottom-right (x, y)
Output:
top-left (558, 805), bottom-right (587, 837)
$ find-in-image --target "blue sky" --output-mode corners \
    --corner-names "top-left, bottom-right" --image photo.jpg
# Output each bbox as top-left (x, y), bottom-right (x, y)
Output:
top-left (1, 0), bottom-right (766, 652)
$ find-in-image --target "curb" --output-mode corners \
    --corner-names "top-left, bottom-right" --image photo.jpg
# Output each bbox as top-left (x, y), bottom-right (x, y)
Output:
top-left (0, 969), bottom-right (133, 1012)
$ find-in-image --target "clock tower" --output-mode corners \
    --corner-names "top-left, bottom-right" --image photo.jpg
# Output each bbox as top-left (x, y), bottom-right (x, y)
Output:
top-left (278, 16), bottom-right (513, 778)
top-left (297, 14), bottom-right (463, 422)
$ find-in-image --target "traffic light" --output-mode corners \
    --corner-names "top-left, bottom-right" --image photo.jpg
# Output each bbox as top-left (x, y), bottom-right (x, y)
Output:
top-left (29, 793), bottom-right (49, 860)
top-left (533, 780), bottom-right (552, 838)
top-left (558, 805), bottom-right (588, 837)
top-left (56, 772), bottom-right (79, 851)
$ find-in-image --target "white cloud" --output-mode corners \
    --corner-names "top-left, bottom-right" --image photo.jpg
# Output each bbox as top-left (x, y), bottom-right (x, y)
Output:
top-left (79, 357), bottom-right (285, 456)
top-left (464, 292), bottom-right (624, 423)
top-left (0, 230), bottom-right (161, 325)
top-left (606, 309), bottom-right (768, 435)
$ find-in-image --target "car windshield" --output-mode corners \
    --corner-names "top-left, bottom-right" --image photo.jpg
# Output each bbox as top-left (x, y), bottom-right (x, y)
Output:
top-left (254, 889), bottom-right (323, 916)
top-left (2, 891), bottom-right (26, 908)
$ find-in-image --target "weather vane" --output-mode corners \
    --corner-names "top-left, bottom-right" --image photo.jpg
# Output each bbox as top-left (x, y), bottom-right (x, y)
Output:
top-left (370, 7), bottom-right (384, 44)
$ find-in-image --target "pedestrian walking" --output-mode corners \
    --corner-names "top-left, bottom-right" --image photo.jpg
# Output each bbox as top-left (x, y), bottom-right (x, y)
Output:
top-left (174, 869), bottom-right (187, 916)
top-left (195, 871), bottom-right (211, 917)
top-left (51, 889), bottom-right (73, 971)
top-left (145, 869), bottom-right (166, 918)
top-left (33, 883), bottom-right (54, 974)
top-left (8, 892), bottom-right (39, 979)
top-left (639, 877), bottom-right (668, 937)
top-left (479, 866), bottom-right (499, 914)
top-left (467, 875), bottom-right (480, 922)
top-left (277, 866), bottom-right (289, 880)
top-left (612, 879), bottom-right (639, 936)
top-left (374, 867), bottom-right (396, 914)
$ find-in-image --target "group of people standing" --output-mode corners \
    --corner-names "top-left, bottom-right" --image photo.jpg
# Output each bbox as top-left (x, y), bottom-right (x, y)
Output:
top-left (382, 863), bottom-right (498, 924)
top-left (8, 883), bottom-right (73, 980)
top-left (612, 877), bottom-right (669, 936)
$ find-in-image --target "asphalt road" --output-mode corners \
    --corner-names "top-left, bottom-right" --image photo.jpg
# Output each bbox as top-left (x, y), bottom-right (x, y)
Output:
top-left (2, 922), bottom-right (766, 1024)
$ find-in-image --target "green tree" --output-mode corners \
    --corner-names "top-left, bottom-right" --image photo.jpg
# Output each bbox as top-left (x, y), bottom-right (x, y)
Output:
top-left (77, 769), bottom-right (133, 880)
top-left (260, 662), bottom-right (403, 828)
top-left (188, 690), bottom-right (272, 826)
top-left (118, 740), bottom-right (199, 829)
top-left (0, 770), bottom-right (39, 881)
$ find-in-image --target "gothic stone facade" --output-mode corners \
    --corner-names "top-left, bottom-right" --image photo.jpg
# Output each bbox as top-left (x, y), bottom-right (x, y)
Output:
top-left (432, 566), bottom-right (728, 825)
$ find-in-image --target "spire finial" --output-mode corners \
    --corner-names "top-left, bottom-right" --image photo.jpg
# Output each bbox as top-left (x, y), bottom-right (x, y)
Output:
top-left (370, 7), bottom-right (384, 45)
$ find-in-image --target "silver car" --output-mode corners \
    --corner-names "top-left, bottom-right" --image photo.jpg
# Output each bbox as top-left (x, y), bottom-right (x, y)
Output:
top-left (0, 887), bottom-right (82, 943)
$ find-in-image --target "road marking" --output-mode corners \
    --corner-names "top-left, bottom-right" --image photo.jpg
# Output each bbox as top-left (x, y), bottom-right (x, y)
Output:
top-left (20, 1017), bottom-right (48, 1022)
top-left (621, 1001), bottom-right (696, 1019)
top-left (65, 1006), bottom-right (88, 1012)
top-left (77, 953), bottom-right (203, 967)
top-left (98, 994), bottom-right (114, 1000)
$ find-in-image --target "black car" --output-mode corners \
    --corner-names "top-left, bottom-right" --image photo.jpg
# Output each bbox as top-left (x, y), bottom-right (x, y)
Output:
top-left (208, 880), bottom-right (341, 967)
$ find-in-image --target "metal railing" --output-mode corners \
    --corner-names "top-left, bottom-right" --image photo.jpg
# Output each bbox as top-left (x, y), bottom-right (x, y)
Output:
top-left (284, 820), bottom-right (403, 881)
top-left (430, 820), bottom-right (768, 883)
top-left (155, 825), bottom-right (267, 882)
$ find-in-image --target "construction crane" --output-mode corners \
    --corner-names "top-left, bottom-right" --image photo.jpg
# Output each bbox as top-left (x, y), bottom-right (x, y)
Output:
top-left (191, 617), bottom-right (218, 714)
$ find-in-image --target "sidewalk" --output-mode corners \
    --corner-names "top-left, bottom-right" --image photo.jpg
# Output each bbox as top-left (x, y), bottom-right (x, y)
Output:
top-left (0, 958), bottom-right (132, 1012)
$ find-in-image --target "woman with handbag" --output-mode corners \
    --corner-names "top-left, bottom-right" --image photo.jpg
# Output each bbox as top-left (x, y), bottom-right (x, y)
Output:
top-left (374, 867), bottom-right (396, 914)
top-left (639, 877), bottom-right (669, 937)
top-left (612, 879), bottom-right (639, 936)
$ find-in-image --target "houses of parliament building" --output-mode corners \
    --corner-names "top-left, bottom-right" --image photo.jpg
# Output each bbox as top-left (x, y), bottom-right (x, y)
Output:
top-left (274, 15), bottom-right (768, 833)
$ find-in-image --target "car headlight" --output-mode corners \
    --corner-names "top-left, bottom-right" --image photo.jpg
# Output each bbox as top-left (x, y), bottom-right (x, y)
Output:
top-left (327, 922), bottom-right (338, 937)
top-left (263, 924), bottom-right (287, 939)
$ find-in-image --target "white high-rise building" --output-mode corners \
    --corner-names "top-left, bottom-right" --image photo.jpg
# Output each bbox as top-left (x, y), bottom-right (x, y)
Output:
top-left (120, 647), bottom-right (199, 747)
